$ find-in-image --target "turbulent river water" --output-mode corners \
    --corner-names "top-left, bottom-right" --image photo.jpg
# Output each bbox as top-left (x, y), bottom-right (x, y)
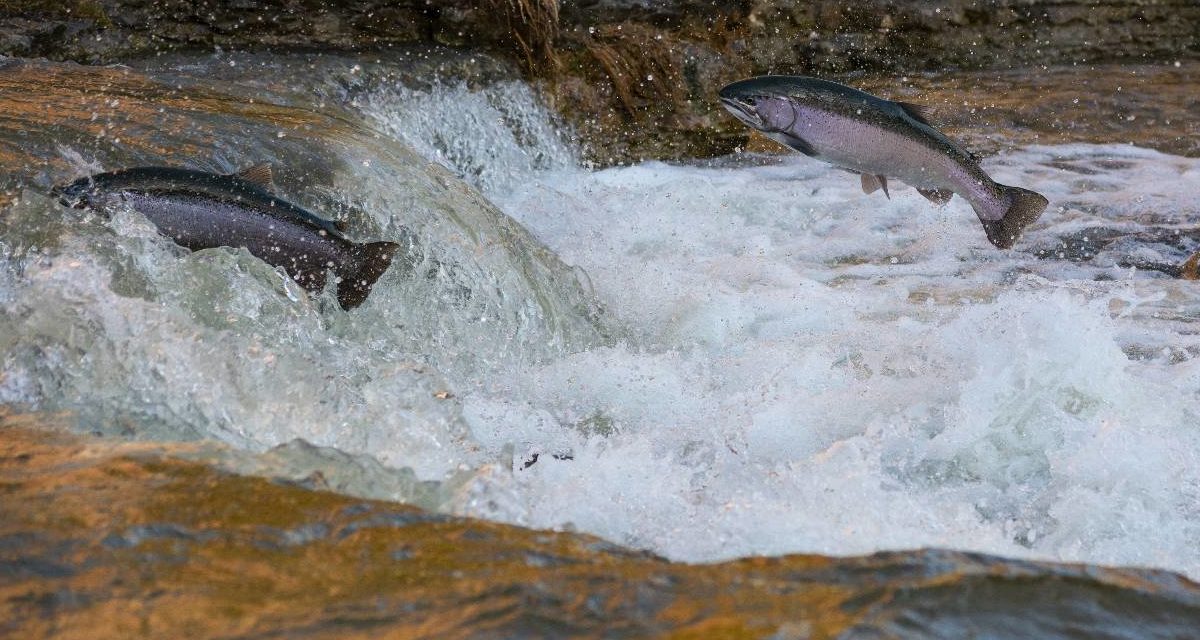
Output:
top-left (3, 50), bottom-right (1199, 586)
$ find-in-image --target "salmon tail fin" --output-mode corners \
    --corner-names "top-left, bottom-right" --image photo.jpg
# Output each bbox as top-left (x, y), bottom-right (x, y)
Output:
top-left (337, 241), bottom-right (400, 310)
top-left (1181, 251), bottom-right (1200, 280)
top-left (980, 185), bottom-right (1049, 249)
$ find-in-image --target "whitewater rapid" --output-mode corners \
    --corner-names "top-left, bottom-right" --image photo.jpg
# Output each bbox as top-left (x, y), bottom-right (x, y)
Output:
top-left (4, 56), bottom-right (1198, 578)
top-left (362, 82), bottom-right (1200, 573)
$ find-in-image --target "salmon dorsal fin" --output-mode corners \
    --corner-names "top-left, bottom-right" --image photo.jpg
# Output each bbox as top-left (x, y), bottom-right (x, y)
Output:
top-left (232, 163), bottom-right (276, 191)
top-left (896, 101), bottom-right (936, 127)
top-left (860, 173), bottom-right (890, 199)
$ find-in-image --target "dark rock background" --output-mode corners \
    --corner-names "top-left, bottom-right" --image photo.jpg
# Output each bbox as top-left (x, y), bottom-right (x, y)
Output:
top-left (742, 0), bottom-right (1200, 74)
top-left (2, 0), bottom-right (1198, 161)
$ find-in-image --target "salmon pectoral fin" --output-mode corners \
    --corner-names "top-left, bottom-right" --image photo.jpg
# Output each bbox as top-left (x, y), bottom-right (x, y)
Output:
top-left (916, 188), bottom-right (954, 206)
top-left (781, 133), bottom-right (818, 157)
top-left (860, 173), bottom-right (890, 199)
top-left (979, 185), bottom-right (1049, 249)
top-left (336, 241), bottom-right (401, 310)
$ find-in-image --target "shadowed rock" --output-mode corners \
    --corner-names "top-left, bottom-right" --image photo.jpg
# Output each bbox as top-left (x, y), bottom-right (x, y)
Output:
top-left (2, 1), bottom-right (1198, 163)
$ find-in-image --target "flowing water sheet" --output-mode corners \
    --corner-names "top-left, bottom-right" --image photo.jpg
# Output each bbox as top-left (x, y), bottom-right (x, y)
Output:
top-left (3, 55), bottom-right (1199, 580)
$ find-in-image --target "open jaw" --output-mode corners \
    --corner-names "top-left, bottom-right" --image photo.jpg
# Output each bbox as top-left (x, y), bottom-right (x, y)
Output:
top-left (720, 97), bottom-right (764, 129)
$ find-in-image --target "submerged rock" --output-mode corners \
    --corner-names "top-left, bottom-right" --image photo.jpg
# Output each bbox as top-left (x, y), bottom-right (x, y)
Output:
top-left (3, 417), bottom-right (1200, 639)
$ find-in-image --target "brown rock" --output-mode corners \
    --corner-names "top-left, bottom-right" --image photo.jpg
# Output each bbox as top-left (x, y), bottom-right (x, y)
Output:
top-left (4, 413), bottom-right (1200, 638)
top-left (1, 1), bottom-right (1197, 163)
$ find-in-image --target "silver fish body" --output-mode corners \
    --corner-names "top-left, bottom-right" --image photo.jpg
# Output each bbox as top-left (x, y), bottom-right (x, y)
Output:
top-left (719, 76), bottom-right (1048, 248)
top-left (53, 165), bottom-right (399, 309)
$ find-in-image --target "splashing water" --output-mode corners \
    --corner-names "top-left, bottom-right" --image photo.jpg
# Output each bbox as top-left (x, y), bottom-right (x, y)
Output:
top-left (362, 80), bottom-right (579, 195)
top-left (0, 54), bottom-right (605, 492)
top-left (432, 125), bottom-right (1200, 570)
top-left (3, 53), bottom-right (1200, 579)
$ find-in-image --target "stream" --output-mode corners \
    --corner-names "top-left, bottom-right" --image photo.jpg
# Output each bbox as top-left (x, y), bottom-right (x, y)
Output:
top-left (3, 48), bottom-right (1200, 597)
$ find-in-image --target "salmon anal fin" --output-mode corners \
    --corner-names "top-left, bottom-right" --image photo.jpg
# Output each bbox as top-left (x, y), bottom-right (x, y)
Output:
top-left (860, 173), bottom-right (879, 194)
top-left (233, 163), bottom-right (276, 191)
top-left (916, 188), bottom-right (954, 206)
top-left (861, 174), bottom-right (890, 199)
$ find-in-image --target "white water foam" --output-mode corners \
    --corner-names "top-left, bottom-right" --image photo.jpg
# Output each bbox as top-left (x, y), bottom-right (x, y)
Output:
top-left (10, 63), bottom-right (1200, 577)
top-left (445, 142), bottom-right (1200, 575)
top-left (363, 80), bottom-right (578, 195)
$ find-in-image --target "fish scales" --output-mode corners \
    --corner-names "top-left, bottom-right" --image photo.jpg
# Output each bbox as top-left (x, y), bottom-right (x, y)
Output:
top-left (119, 191), bottom-right (346, 293)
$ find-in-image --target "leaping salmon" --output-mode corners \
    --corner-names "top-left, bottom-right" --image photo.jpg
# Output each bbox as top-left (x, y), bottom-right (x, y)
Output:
top-left (719, 76), bottom-right (1048, 249)
top-left (53, 164), bottom-right (399, 309)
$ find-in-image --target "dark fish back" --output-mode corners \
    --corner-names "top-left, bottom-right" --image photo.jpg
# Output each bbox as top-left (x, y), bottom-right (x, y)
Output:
top-left (92, 167), bottom-right (346, 239)
top-left (60, 166), bottom-right (398, 309)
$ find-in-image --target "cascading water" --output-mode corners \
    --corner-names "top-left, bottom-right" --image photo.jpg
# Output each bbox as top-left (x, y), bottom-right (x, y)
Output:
top-left (2, 51), bottom-right (1200, 583)
top-left (363, 80), bottom-right (580, 195)
top-left (457, 146), bottom-right (1200, 573)
top-left (0, 52), bottom-right (606, 498)
top-left (362, 68), bottom-right (1200, 575)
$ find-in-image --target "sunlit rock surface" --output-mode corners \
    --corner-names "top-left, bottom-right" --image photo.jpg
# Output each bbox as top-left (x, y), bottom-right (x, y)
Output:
top-left (857, 62), bottom-right (1200, 158)
top-left (3, 1), bottom-right (1197, 163)
top-left (4, 417), bottom-right (1200, 640)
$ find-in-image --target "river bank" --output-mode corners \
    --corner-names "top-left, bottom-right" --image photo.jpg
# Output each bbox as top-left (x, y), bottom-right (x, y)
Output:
top-left (2, 1), bottom-right (1198, 162)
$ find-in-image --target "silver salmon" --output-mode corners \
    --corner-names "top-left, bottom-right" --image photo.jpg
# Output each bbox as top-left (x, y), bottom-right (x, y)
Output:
top-left (719, 76), bottom-right (1048, 248)
top-left (53, 164), bottom-right (399, 309)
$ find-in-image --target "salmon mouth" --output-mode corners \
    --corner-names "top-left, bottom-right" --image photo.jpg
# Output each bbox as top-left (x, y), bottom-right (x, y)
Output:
top-left (50, 182), bottom-right (88, 209)
top-left (719, 96), bottom-right (764, 130)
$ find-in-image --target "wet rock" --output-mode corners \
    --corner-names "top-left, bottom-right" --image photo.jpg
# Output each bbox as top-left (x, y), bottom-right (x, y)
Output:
top-left (4, 416), bottom-right (1200, 639)
top-left (2, 1), bottom-right (1198, 163)
top-left (743, 0), bottom-right (1200, 75)
top-left (854, 63), bottom-right (1200, 159)
top-left (1182, 251), bottom-right (1200, 280)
